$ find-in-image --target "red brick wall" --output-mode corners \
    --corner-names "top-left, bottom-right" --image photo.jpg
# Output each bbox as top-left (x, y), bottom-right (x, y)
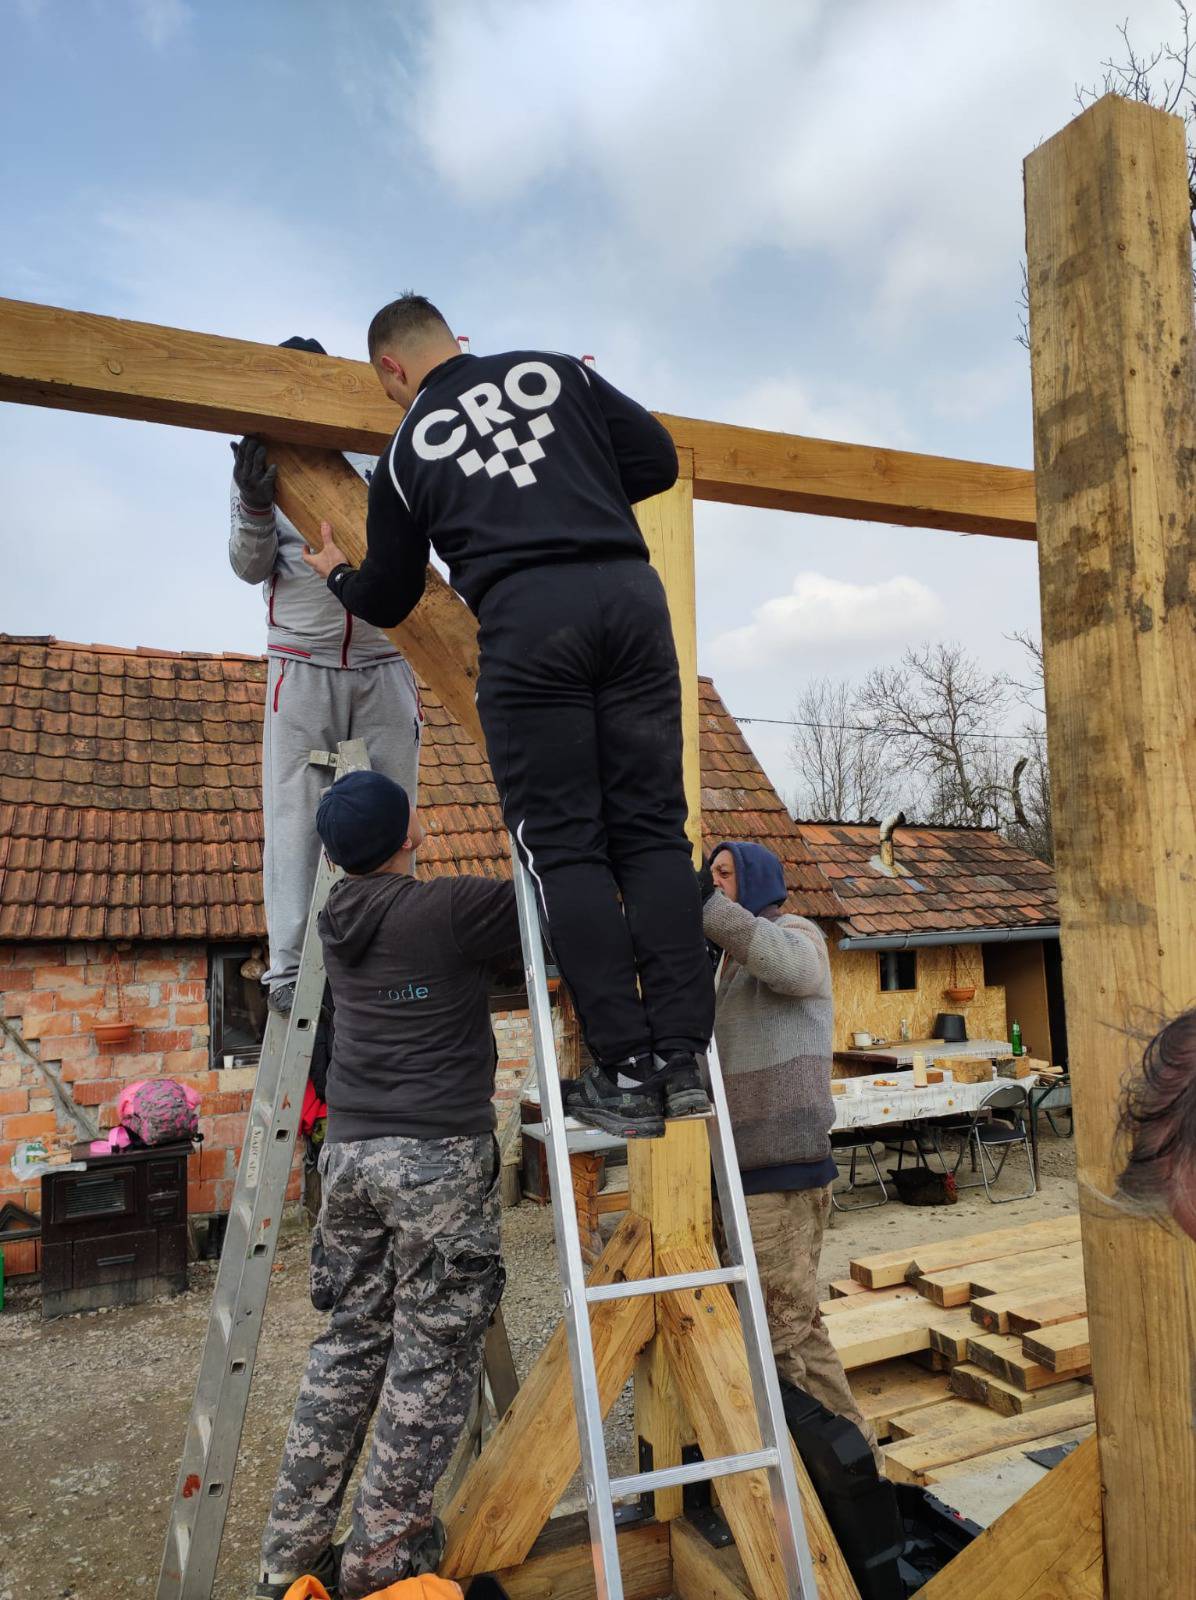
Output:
top-left (0, 946), bottom-right (542, 1276)
top-left (0, 939), bottom-right (303, 1274)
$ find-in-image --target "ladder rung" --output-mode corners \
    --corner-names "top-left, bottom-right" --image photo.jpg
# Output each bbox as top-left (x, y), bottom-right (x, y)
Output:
top-left (585, 1265), bottom-right (746, 1303)
top-left (609, 1447), bottom-right (781, 1498)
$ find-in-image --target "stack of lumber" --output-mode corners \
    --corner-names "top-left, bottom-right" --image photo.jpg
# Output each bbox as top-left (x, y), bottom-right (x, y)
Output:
top-left (824, 1214), bottom-right (1095, 1487)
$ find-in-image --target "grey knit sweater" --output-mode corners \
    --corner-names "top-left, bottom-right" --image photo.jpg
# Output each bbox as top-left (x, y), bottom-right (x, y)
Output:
top-left (702, 891), bottom-right (835, 1173)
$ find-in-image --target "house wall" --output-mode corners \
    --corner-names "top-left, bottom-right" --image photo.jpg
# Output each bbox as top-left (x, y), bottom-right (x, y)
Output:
top-left (981, 942), bottom-right (1054, 1062)
top-left (826, 938), bottom-right (1008, 1053)
top-left (0, 938), bottom-right (540, 1276)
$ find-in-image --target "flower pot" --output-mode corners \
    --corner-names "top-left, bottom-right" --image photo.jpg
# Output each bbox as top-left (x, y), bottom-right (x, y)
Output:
top-left (944, 987), bottom-right (975, 1004)
top-left (94, 1021), bottom-right (134, 1046)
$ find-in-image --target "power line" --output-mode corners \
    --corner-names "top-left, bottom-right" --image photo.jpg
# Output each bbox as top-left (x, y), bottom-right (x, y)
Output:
top-left (731, 712), bottom-right (1042, 743)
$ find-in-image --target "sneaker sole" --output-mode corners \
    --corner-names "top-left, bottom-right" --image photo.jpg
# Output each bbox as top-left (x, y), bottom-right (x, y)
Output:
top-left (571, 1104), bottom-right (665, 1140)
top-left (665, 1090), bottom-right (715, 1120)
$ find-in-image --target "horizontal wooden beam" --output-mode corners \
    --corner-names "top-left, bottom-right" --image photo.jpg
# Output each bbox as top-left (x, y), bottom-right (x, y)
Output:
top-left (0, 297), bottom-right (1035, 537)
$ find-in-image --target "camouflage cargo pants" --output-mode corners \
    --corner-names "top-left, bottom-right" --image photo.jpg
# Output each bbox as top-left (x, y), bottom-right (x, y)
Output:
top-left (740, 1186), bottom-right (882, 1468)
top-left (260, 1133), bottom-right (504, 1600)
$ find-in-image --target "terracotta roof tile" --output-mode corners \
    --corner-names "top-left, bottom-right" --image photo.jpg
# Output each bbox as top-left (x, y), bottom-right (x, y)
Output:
top-left (793, 818), bottom-right (1057, 939)
top-left (0, 638), bottom-right (844, 940)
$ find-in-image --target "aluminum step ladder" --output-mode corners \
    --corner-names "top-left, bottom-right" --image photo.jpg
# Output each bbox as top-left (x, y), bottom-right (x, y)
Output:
top-left (156, 739), bottom-right (370, 1600)
top-left (511, 844), bottom-right (819, 1600)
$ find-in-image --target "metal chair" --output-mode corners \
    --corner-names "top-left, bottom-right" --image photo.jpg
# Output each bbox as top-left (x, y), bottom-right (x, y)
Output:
top-left (830, 1130), bottom-right (889, 1211)
top-left (943, 1083), bottom-right (1037, 1202)
top-left (1030, 1073), bottom-right (1073, 1141)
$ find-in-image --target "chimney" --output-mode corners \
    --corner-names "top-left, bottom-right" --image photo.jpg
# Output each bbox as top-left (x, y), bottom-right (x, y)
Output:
top-left (873, 811), bottom-right (908, 877)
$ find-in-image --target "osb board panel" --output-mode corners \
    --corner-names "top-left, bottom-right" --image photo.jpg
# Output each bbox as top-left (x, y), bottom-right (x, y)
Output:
top-left (828, 941), bottom-right (1007, 1053)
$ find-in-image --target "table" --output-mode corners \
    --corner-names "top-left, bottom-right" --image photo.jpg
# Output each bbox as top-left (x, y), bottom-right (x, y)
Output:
top-left (521, 1122), bottom-right (629, 1263)
top-left (834, 1038), bottom-right (1012, 1070)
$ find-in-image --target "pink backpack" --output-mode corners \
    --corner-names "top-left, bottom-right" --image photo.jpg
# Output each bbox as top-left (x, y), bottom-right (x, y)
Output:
top-left (90, 1079), bottom-right (201, 1154)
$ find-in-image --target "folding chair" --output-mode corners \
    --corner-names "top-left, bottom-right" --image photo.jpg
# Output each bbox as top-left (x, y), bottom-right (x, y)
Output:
top-left (830, 1129), bottom-right (889, 1211)
top-left (943, 1083), bottom-right (1037, 1202)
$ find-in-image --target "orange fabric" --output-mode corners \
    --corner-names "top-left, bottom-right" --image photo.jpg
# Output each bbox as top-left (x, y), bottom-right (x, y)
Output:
top-left (281, 1576), bottom-right (464, 1600)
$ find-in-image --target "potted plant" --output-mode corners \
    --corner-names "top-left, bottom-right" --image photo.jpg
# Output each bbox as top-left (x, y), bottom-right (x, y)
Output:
top-left (93, 949), bottom-right (135, 1046)
top-left (943, 947), bottom-right (976, 1005)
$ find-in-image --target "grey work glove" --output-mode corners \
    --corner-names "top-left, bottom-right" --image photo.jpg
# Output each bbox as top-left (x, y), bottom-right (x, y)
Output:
top-left (230, 436), bottom-right (277, 512)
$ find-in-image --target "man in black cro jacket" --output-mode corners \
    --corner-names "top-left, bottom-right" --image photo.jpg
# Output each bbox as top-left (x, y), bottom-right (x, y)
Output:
top-left (257, 770), bottom-right (516, 1600)
top-left (302, 292), bottom-right (715, 1140)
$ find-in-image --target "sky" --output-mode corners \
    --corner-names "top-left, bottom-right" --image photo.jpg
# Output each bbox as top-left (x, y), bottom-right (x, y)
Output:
top-left (0, 0), bottom-right (1182, 795)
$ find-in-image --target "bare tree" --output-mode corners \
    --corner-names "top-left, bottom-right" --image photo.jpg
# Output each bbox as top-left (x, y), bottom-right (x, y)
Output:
top-left (787, 677), bottom-right (896, 820)
top-left (1019, 2), bottom-right (1196, 345)
top-left (1004, 628), bottom-right (1054, 862)
top-left (857, 644), bottom-right (1012, 828)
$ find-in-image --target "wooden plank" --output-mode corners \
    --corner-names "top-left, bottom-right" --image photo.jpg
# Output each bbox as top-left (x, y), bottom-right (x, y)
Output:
top-left (915, 1241), bottom-right (1084, 1308)
top-left (949, 1362), bottom-right (1088, 1418)
top-left (882, 1394), bottom-right (1095, 1485)
top-left (671, 1516), bottom-right (753, 1600)
top-left (965, 1332), bottom-right (1088, 1392)
top-left (819, 1284), bottom-right (922, 1318)
top-left (825, 1301), bottom-right (973, 1370)
top-left (1025, 93), bottom-right (1196, 1597)
top-left (925, 1307), bottom-right (983, 1363)
top-left (826, 1277), bottom-right (869, 1299)
top-left (911, 1434), bottom-right (1103, 1598)
top-left (922, 1424), bottom-right (1096, 1486)
top-left (971, 1284), bottom-right (1087, 1334)
top-left (658, 1245), bottom-right (860, 1600)
top-left (495, 1514), bottom-right (672, 1600)
top-left (657, 410), bottom-right (1036, 537)
top-left (1023, 1319), bottom-right (1091, 1375)
top-left (440, 1214), bottom-right (655, 1579)
top-left (886, 1397), bottom-right (979, 1440)
top-left (1005, 1289), bottom-right (1089, 1336)
top-left (267, 443), bottom-right (483, 746)
top-left (596, 1186), bottom-right (630, 1216)
top-left (847, 1359), bottom-right (952, 1435)
top-left (0, 295), bottom-right (1035, 536)
top-left (849, 1214), bottom-right (1079, 1290)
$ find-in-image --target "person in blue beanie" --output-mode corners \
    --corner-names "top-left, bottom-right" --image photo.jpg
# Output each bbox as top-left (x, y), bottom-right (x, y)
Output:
top-left (258, 771), bottom-right (518, 1599)
top-left (699, 839), bottom-right (881, 1466)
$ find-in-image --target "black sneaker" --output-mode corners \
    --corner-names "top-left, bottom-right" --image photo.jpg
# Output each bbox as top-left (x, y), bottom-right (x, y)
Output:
top-left (268, 982), bottom-right (296, 1016)
top-left (255, 1540), bottom-right (341, 1598)
top-left (660, 1054), bottom-right (714, 1120)
top-left (569, 1064), bottom-right (665, 1139)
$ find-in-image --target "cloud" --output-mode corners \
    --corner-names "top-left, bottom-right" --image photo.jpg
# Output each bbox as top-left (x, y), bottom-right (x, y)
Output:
top-left (727, 375), bottom-right (914, 450)
top-left (709, 571), bottom-right (944, 668)
top-left (394, 0), bottom-right (1179, 330)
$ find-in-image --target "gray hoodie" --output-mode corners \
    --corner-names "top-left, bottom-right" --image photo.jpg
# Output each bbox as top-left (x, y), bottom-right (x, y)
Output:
top-left (228, 452), bottom-right (406, 670)
top-left (703, 892), bottom-right (835, 1177)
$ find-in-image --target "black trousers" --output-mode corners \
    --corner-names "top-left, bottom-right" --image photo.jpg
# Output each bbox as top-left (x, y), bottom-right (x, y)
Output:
top-left (476, 558), bottom-right (715, 1071)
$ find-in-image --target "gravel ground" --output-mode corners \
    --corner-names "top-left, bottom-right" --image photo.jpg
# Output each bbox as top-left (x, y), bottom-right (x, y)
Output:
top-left (0, 1129), bottom-right (1076, 1600)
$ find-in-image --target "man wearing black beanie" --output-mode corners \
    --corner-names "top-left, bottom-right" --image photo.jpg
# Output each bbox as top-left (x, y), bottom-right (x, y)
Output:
top-left (257, 771), bottom-right (519, 1600)
top-left (228, 338), bottom-right (422, 1021)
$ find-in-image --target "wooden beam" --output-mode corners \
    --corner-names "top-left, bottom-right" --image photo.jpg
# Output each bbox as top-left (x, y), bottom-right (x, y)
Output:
top-left (0, 296), bottom-right (1035, 536)
top-left (882, 1393), bottom-right (1096, 1486)
top-left (265, 443), bottom-right (483, 746)
top-left (439, 1213), bottom-right (655, 1579)
top-left (658, 1245), bottom-right (860, 1600)
top-left (661, 412), bottom-right (1035, 537)
top-left (494, 1514), bottom-right (672, 1600)
top-left (671, 1516), bottom-right (753, 1600)
top-left (1022, 1319), bottom-right (1090, 1376)
top-left (848, 1214), bottom-right (1080, 1290)
top-left (1025, 91), bottom-right (1196, 1598)
top-left (911, 1434), bottom-right (1103, 1599)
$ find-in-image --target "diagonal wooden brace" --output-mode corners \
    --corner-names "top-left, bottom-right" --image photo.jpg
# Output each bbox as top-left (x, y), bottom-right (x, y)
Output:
top-left (263, 441), bottom-right (483, 748)
top-left (439, 1212), bottom-right (655, 1580)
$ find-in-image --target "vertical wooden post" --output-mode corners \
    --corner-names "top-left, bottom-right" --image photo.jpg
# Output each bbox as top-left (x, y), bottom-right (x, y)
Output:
top-left (1025, 92), bottom-right (1196, 1596)
top-left (629, 454), bottom-right (711, 1519)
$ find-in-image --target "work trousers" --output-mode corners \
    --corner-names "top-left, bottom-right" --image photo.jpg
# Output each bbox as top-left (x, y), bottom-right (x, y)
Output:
top-left (738, 1187), bottom-right (883, 1469)
top-left (261, 656), bottom-right (421, 993)
top-left (475, 558), bottom-right (714, 1070)
top-left (260, 1133), bottom-right (504, 1599)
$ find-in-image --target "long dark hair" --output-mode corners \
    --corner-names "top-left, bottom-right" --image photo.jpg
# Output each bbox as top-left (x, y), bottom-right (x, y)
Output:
top-left (1118, 1011), bottom-right (1196, 1216)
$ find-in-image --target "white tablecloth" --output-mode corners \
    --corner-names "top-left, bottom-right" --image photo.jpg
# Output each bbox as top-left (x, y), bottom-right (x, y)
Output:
top-left (832, 1069), bottom-right (1036, 1132)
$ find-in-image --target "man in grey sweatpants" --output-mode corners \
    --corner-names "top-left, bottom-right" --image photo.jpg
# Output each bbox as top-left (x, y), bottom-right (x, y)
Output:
top-left (229, 337), bottom-right (421, 1014)
top-left (701, 839), bottom-right (882, 1469)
